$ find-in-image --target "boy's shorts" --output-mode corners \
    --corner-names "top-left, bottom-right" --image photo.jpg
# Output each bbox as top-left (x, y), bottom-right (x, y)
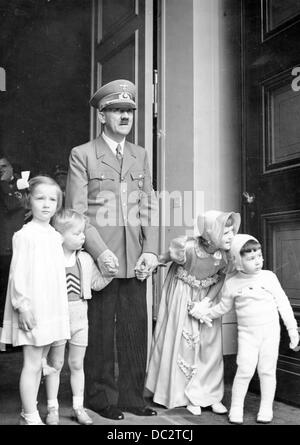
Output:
top-left (52, 299), bottom-right (88, 348)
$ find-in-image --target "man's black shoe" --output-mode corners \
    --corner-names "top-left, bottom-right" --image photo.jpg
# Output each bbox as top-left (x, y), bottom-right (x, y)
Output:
top-left (98, 406), bottom-right (124, 420)
top-left (120, 406), bottom-right (157, 416)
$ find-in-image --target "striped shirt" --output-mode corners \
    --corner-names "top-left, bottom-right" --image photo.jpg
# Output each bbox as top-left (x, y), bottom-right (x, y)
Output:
top-left (66, 261), bottom-right (81, 301)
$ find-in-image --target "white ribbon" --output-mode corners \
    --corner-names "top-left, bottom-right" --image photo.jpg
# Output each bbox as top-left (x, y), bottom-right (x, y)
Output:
top-left (17, 171), bottom-right (30, 190)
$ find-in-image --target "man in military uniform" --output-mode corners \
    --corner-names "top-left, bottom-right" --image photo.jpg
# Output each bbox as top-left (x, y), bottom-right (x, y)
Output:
top-left (0, 157), bottom-right (26, 351)
top-left (65, 79), bottom-right (159, 420)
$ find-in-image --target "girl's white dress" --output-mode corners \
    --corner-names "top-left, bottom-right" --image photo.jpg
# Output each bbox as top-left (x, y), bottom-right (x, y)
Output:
top-left (146, 236), bottom-right (227, 409)
top-left (1, 221), bottom-right (70, 346)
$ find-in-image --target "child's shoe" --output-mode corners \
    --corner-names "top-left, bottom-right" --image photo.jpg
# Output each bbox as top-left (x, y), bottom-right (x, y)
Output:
top-left (211, 402), bottom-right (228, 414)
top-left (256, 409), bottom-right (273, 424)
top-left (72, 407), bottom-right (93, 425)
top-left (228, 408), bottom-right (243, 425)
top-left (45, 407), bottom-right (59, 425)
top-left (186, 405), bottom-right (201, 415)
top-left (19, 411), bottom-right (45, 425)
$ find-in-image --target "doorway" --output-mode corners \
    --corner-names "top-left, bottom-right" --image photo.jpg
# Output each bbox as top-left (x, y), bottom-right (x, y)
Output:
top-left (242, 0), bottom-right (300, 406)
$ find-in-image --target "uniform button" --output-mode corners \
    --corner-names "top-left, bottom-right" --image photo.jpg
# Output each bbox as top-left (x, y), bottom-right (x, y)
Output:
top-left (121, 177), bottom-right (125, 181)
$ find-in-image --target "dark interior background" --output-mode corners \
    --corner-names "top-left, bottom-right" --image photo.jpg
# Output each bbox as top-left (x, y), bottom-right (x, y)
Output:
top-left (0, 0), bottom-right (91, 176)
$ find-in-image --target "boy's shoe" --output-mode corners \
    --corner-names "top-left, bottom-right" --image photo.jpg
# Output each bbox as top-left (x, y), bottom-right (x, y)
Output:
top-left (72, 407), bottom-right (93, 425)
top-left (211, 402), bottom-right (228, 415)
top-left (45, 407), bottom-right (59, 425)
top-left (228, 408), bottom-right (243, 425)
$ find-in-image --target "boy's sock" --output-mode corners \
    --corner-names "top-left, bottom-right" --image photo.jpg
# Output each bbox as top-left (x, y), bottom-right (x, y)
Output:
top-left (73, 396), bottom-right (84, 409)
top-left (47, 399), bottom-right (59, 410)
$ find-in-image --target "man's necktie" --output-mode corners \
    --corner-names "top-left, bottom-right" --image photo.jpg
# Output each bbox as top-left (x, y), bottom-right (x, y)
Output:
top-left (116, 144), bottom-right (123, 166)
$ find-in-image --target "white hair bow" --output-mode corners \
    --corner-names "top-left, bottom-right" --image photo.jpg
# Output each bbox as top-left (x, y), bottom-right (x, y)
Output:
top-left (17, 171), bottom-right (30, 190)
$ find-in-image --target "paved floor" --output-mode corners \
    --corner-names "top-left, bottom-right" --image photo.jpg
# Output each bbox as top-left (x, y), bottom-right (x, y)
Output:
top-left (0, 349), bottom-right (300, 426)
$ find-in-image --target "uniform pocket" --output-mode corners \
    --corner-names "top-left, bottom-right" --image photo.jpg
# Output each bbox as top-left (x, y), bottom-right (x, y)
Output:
top-left (88, 169), bottom-right (116, 194)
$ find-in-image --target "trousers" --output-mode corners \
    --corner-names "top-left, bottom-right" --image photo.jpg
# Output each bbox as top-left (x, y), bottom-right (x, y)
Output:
top-left (84, 277), bottom-right (147, 410)
top-left (231, 320), bottom-right (280, 413)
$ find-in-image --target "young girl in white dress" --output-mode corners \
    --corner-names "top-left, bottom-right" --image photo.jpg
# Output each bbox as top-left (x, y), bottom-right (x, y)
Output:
top-left (0, 175), bottom-right (70, 425)
top-left (146, 210), bottom-right (240, 415)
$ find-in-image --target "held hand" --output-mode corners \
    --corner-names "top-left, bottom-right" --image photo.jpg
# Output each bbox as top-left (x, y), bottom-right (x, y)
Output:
top-left (188, 301), bottom-right (212, 323)
top-left (18, 310), bottom-right (36, 332)
top-left (289, 328), bottom-right (300, 350)
top-left (135, 253), bottom-right (159, 281)
top-left (97, 249), bottom-right (119, 277)
top-left (188, 298), bottom-right (211, 316)
top-left (134, 263), bottom-right (148, 281)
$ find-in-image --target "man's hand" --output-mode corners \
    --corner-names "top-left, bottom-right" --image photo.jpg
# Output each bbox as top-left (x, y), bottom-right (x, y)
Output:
top-left (97, 249), bottom-right (119, 277)
top-left (18, 310), bottom-right (36, 332)
top-left (288, 328), bottom-right (300, 350)
top-left (135, 253), bottom-right (159, 281)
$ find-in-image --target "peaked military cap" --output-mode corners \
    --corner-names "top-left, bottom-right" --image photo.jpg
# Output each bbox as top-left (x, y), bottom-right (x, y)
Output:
top-left (90, 79), bottom-right (136, 110)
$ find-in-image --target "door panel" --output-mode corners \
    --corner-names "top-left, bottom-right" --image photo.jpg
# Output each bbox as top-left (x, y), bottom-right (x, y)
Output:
top-left (242, 0), bottom-right (300, 405)
top-left (91, 0), bottom-right (147, 145)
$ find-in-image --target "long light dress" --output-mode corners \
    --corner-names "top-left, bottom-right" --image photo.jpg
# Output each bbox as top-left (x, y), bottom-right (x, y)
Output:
top-left (146, 236), bottom-right (227, 409)
top-left (0, 220), bottom-right (70, 346)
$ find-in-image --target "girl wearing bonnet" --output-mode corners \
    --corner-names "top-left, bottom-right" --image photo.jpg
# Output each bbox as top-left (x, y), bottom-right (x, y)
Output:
top-left (145, 210), bottom-right (240, 415)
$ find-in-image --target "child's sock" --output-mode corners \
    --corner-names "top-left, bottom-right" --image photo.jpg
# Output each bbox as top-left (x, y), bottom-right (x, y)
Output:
top-left (73, 396), bottom-right (84, 409)
top-left (21, 400), bottom-right (38, 417)
top-left (47, 399), bottom-right (59, 410)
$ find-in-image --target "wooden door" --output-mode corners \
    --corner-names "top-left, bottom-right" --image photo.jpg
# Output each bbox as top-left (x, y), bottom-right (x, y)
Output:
top-left (242, 0), bottom-right (300, 405)
top-left (90, 0), bottom-right (153, 151)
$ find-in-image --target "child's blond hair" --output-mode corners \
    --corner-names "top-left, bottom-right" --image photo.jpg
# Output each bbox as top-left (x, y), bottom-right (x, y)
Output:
top-left (27, 175), bottom-right (63, 212)
top-left (52, 208), bottom-right (86, 234)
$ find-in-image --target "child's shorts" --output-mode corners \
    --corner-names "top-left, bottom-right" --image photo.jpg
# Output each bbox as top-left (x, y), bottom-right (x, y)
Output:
top-left (52, 299), bottom-right (88, 348)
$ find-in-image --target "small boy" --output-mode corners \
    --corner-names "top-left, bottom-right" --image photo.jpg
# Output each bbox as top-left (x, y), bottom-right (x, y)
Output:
top-left (45, 209), bottom-right (113, 425)
top-left (192, 234), bottom-right (299, 424)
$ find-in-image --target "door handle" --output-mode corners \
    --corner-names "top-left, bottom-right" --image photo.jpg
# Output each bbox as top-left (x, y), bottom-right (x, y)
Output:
top-left (242, 192), bottom-right (255, 204)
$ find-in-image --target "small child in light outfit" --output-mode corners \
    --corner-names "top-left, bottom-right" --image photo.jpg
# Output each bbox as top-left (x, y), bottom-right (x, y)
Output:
top-left (45, 209), bottom-right (112, 425)
top-left (194, 234), bottom-right (299, 424)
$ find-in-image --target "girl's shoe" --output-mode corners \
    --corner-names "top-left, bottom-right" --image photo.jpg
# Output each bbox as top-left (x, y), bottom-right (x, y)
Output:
top-left (186, 405), bottom-right (201, 415)
top-left (211, 402), bottom-right (228, 415)
top-left (45, 407), bottom-right (59, 425)
top-left (19, 415), bottom-right (45, 425)
top-left (257, 409), bottom-right (273, 424)
top-left (72, 407), bottom-right (93, 425)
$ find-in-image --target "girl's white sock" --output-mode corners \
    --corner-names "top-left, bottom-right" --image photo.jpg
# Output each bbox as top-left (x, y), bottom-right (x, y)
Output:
top-left (47, 399), bottom-right (59, 410)
top-left (73, 396), bottom-right (84, 409)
